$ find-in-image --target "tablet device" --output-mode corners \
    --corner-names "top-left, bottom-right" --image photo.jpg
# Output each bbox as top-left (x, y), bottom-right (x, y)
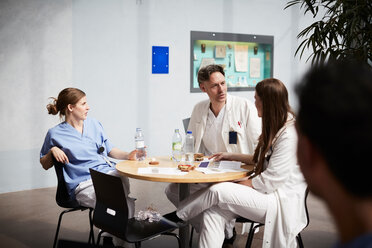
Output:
top-left (199, 161), bottom-right (209, 168)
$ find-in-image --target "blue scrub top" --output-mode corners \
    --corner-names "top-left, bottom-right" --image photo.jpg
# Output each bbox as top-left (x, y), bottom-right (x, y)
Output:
top-left (40, 118), bottom-right (115, 197)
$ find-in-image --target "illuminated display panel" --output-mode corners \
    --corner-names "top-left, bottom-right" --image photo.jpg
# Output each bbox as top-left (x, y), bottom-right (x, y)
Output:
top-left (190, 31), bottom-right (274, 92)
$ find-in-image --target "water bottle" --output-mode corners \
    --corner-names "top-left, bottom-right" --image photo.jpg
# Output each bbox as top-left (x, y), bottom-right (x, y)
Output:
top-left (172, 129), bottom-right (182, 162)
top-left (184, 131), bottom-right (195, 165)
top-left (135, 128), bottom-right (146, 161)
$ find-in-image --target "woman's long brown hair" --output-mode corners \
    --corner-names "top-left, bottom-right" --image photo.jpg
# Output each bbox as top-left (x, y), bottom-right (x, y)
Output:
top-left (248, 78), bottom-right (294, 178)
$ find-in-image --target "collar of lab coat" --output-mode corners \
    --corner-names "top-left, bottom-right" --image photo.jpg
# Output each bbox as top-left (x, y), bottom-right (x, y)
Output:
top-left (203, 93), bottom-right (232, 114)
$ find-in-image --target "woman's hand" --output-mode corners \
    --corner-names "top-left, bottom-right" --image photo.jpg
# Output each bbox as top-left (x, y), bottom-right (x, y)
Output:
top-left (109, 147), bottom-right (147, 160)
top-left (210, 153), bottom-right (254, 164)
top-left (127, 149), bottom-right (138, 160)
top-left (209, 152), bottom-right (233, 161)
top-left (51, 147), bottom-right (69, 164)
top-left (133, 146), bottom-right (147, 160)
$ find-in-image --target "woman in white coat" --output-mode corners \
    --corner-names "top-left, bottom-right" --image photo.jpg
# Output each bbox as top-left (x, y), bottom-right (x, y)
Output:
top-left (176, 78), bottom-right (307, 248)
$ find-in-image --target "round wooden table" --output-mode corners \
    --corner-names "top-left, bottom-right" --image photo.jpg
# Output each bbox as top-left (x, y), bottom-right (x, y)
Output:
top-left (116, 156), bottom-right (253, 248)
top-left (116, 156), bottom-right (253, 183)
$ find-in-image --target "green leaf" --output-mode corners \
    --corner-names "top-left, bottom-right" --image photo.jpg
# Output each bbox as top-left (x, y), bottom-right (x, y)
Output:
top-left (286, 0), bottom-right (372, 66)
top-left (304, 0), bottom-right (316, 15)
top-left (284, 0), bottom-right (302, 10)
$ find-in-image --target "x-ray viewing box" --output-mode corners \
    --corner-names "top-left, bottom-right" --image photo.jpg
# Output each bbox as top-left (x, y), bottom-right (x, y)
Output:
top-left (190, 31), bottom-right (274, 93)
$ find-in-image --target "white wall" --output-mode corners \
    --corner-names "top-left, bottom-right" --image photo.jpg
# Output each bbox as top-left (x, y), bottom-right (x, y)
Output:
top-left (0, 0), bottom-right (317, 193)
top-left (0, 0), bottom-right (72, 192)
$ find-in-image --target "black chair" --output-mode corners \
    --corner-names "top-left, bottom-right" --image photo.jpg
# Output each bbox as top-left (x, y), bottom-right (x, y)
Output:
top-left (53, 160), bottom-right (95, 248)
top-left (89, 168), bottom-right (184, 248)
top-left (237, 187), bottom-right (310, 248)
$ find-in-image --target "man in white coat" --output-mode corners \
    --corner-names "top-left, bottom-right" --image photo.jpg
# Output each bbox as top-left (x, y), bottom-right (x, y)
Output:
top-left (188, 64), bottom-right (261, 156)
top-left (165, 64), bottom-right (261, 244)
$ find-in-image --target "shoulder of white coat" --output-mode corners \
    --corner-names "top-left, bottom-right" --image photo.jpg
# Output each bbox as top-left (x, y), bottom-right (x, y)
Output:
top-left (273, 120), bottom-right (297, 148)
top-left (192, 99), bottom-right (210, 112)
top-left (189, 99), bottom-right (210, 125)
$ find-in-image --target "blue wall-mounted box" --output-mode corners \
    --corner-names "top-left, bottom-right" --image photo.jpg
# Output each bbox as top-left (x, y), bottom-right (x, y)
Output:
top-left (152, 46), bottom-right (169, 74)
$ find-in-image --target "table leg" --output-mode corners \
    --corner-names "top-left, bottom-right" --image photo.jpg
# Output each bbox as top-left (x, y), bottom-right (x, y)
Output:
top-left (179, 183), bottom-right (190, 248)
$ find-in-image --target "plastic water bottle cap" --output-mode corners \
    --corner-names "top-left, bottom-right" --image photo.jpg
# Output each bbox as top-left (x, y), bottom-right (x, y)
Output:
top-left (187, 131), bottom-right (192, 134)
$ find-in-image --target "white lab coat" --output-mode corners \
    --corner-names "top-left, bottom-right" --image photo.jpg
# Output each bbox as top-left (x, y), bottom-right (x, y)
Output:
top-left (252, 117), bottom-right (307, 248)
top-left (188, 94), bottom-right (261, 155)
top-left (177, 115), bottom-right (307, 248)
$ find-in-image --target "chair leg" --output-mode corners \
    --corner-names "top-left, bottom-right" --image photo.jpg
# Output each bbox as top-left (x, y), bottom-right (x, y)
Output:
top-left (53, 208), bottom-right (81, 248)
top-left (297, 233), bottom-right (304, 248)
top-left (189, 227), bottom-right (194, 248)
top-left (97, 230), bottom-right (104, 245)
top-left (244, 222), bottom-right (255, 248)
top-left (88, 208), bottom-right (95, 244)
top-left (163, 232), bottom-right (181, 248)
top-left (53, 211), bottom-right (64, 248)
top-left (135, 242), bottom-right (141, 248)
top-left (245, 223), bottom-right (263, 248)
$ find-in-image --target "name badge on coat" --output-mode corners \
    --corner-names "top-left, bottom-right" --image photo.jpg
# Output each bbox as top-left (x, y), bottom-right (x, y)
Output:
top-left (229, 131), bottom-right (237, 144)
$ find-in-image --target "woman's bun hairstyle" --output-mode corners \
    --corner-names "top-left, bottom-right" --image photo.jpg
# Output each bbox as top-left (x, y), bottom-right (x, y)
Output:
top-left (46, 88), bottom-right (86, 118)
top-left (46, 97), bottom-right (59, 115)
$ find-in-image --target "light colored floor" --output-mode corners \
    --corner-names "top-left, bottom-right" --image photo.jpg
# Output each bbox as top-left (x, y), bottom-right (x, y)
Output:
top-left (0, 178), bottom-right (338, 247)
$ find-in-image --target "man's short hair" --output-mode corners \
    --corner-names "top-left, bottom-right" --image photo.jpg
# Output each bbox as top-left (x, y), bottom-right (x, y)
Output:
top-left (296, 61), bottom-right (372, 198)
top-left (197, 64), bottom-right (225, 85)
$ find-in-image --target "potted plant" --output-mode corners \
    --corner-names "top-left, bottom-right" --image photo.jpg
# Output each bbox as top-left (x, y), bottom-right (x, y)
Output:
top-left (285, 0), bottom-right (372, 66)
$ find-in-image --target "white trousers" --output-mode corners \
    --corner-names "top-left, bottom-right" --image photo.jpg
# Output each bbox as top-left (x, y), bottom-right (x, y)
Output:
top-left (177, 182), bottom-right (274, 248)
top-left (165, 183), bottom-right (235, 237)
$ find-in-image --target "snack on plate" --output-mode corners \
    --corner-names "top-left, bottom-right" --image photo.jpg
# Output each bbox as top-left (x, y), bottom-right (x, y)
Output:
top-left (194, 153), bottom-right (204, 161)
top-left (178, 164), bottom-right (195, 172)
top-left (149, 161), bottom-right (159, 165)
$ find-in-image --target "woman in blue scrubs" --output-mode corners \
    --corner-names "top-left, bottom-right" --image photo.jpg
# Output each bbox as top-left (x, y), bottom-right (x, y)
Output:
top-left (40, 88), bottom-right (139, 218)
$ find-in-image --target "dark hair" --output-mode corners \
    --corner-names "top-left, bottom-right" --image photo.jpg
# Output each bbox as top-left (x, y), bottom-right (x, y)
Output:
top-left (47, 88), bottom-right (86, 118)
top-left (197, 64), bottom-right (225, 85)
top-left (296, 61), bottom-right (372, 197)
top-left (250, 78), bottom-right (294, 177)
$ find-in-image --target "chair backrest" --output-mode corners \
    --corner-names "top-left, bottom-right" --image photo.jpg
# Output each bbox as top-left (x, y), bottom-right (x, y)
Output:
top-left (182, 118), bottom-right (190, 133)
top-left (303, 187), bottom-right (310, 228)
top-left (53, 159), bottom-right (80, 208)
top-left (89, 169), bottom-right (129, 240)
